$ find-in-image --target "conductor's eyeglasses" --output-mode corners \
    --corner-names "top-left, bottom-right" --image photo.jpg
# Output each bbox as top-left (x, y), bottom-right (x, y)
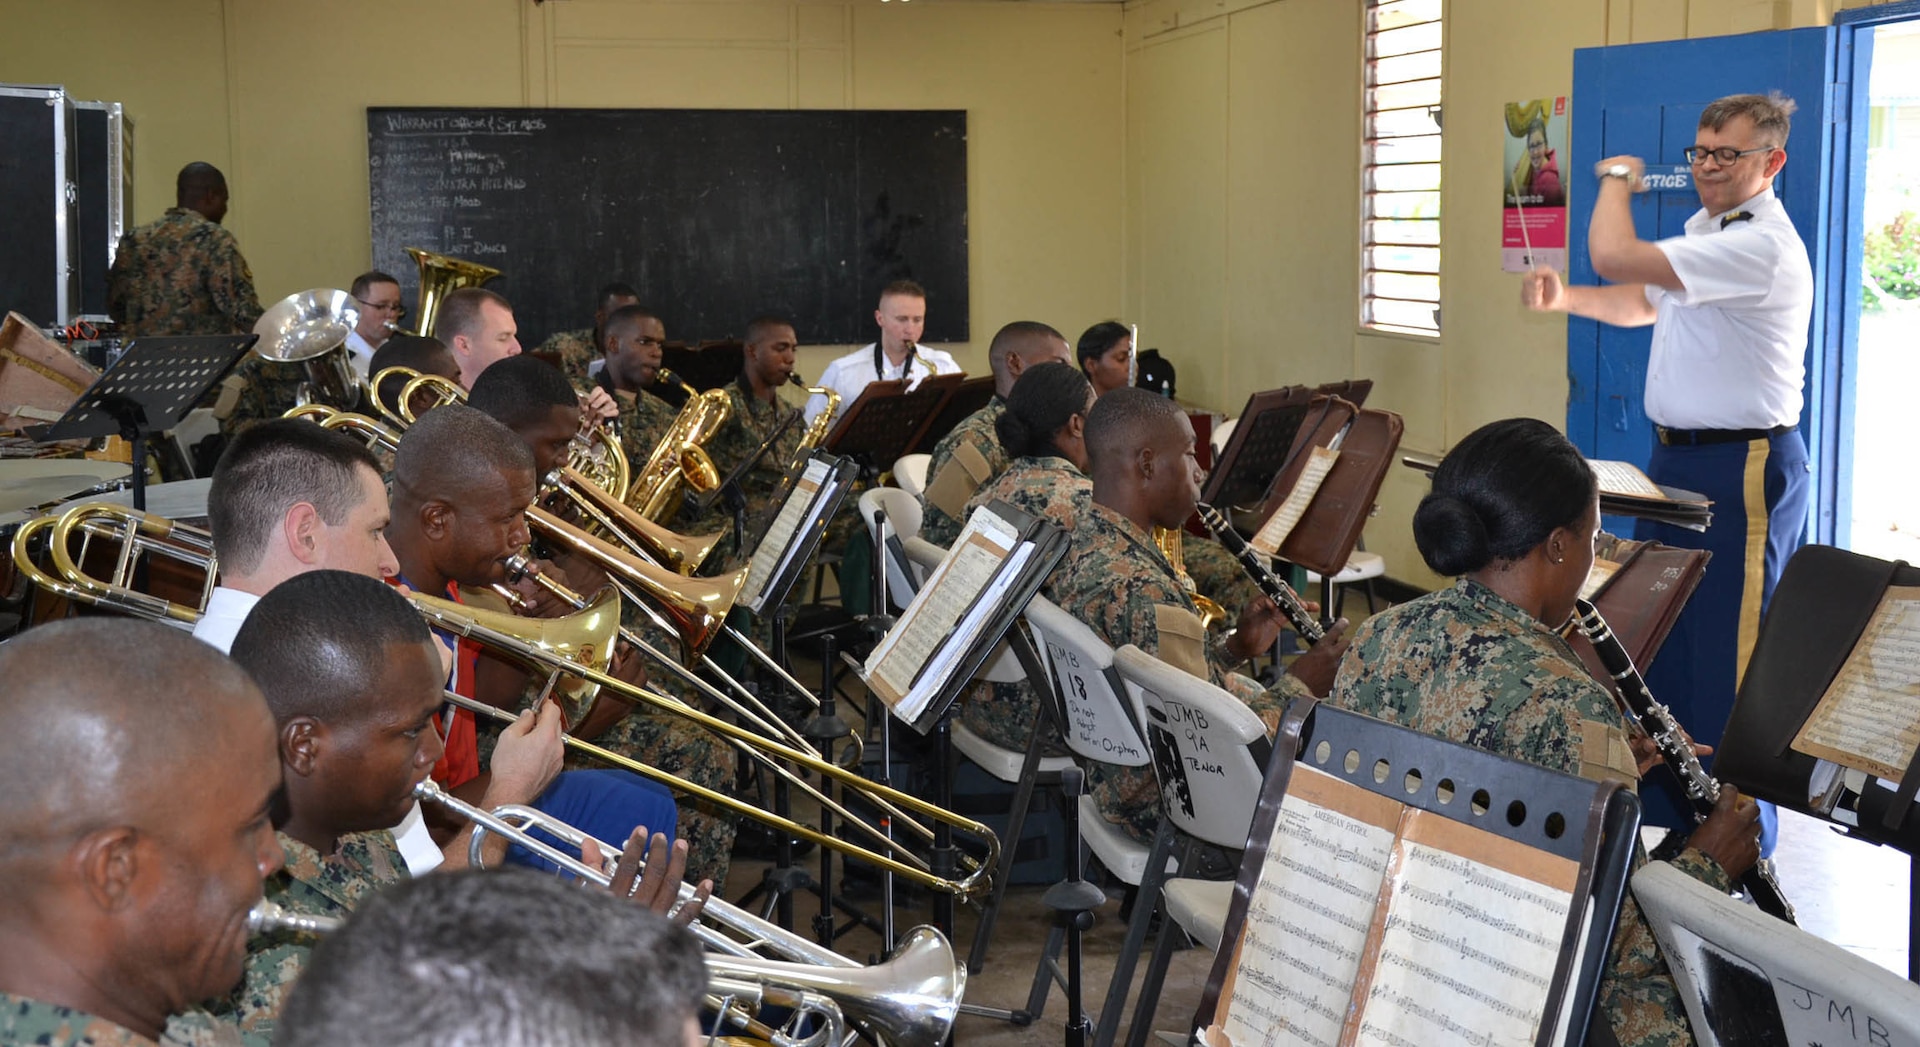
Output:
top-left (1684, 145), bottom-right (1773, 165)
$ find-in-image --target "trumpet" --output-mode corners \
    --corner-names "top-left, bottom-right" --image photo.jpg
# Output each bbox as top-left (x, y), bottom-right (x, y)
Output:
top-left (10, 500), bottom-right (999, 899)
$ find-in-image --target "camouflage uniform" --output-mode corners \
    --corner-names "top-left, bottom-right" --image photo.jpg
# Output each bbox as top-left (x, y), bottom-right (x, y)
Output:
top-left (919, 397), bottom-right (1007, 548)
top-left (0, 993), bottom-right (235, 1047)
top-left (1180, 535), bottom-right (1263, 620)
top-left (1047, 501), bottom-right (1308, 843)
top-left (216, 358), bottom-right (310, 437)
top-left (1329, 578), bottom-right (1730, 1047)
top-left (676, 379), bottom-right (806, 568)
top-left (614, 385), bottom-right (681, 473)
top-left (956, 455), bottom-right (1089, 756)
top-left (106, 210), bottom-right (263, 337)
top-left (538, 328), bottom-right (598, 393)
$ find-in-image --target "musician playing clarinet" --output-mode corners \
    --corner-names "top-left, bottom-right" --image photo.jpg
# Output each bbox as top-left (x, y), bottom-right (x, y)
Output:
top-left (1328, 417), bottom-right (1761, 1047)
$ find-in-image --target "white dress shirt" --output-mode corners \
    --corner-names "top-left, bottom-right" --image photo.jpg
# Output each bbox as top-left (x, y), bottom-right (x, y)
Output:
top-left (344, 329), bottom-right (379, 379)
top-left (192, 584), bottom-right (443, 876)
top-left (803, 342), bottom-right (962, 425)
top-left (1643, 187), bottom-right (1811, 431)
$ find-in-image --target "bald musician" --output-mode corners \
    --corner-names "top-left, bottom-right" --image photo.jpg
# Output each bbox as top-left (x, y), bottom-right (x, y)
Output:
top-left (919, 321), bottom-right (1072, 547)
top-left (1049, 389), bottom-right (1351, 842)
top-left (384, 403), bottom-right (678, 872)
top-left (197, 571), bottom-right (702, 1044)
top-left (0, 620), bottom-right (281, 1047)
top-left (278, 869), bottom-right (707, 1047)
top-left (468, 356), bottom-right (739, 889)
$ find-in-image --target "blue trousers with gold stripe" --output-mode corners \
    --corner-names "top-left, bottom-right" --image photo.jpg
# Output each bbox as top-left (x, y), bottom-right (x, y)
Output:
top-left (1634, 429), bottom-right (1809, 855)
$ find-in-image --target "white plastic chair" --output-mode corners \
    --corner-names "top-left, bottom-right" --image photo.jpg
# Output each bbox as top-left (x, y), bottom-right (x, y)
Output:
top-left (893, 452), bottom-right (932, 498)
top-left (1112, 645), bottom-right (1271, 1047)
top-left (1209, 416), bottom-right (1238, 461)
top-left (1304, 548), bottom-right (1387, 617)
top-left (1021, 596), bottom-right (1179, 1046)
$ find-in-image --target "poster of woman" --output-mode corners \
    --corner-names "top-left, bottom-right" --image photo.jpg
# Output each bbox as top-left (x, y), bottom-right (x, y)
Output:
top-left (1502, 96), bottom-right (1570, 272)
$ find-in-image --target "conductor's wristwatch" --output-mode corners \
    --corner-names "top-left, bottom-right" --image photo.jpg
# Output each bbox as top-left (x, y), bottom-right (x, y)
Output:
top-left (1601, 163), bottom-right (1636, 185)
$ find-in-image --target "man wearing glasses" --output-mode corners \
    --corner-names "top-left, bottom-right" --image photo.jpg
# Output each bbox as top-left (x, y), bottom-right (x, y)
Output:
top-left (346, 270), bottom-right (405, 377)
top-left (1522, 92), bottom-right (1811, 858)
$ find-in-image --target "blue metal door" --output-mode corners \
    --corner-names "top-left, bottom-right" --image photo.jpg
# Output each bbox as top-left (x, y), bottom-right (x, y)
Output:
top-left (1567, 28), bottom-right (1837, 533)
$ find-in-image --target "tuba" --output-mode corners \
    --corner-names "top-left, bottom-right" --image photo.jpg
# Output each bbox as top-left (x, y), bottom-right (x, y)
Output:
top-left (252, 288), bottom-right (366, 412)
top-left (626, 383), bottom-right (732, 524)
top-left (402, 247), bottom-right (499, 338)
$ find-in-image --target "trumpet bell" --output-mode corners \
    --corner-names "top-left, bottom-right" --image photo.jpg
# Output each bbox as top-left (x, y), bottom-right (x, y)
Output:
top-left (406, 584), bottom-right (621, 729)
top-left (705, 925), bottom-right (965, 1047)
top-left (253, 289), bottom-right (359, 363)
top-left (546, 466), bottom-right (721, 575)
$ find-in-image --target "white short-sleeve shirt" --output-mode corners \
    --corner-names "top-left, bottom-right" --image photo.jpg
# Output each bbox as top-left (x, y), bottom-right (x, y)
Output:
top-left (1643, 187), bottom-right (1812, 431)
top-left (803, 342), bottom-right (962, 425)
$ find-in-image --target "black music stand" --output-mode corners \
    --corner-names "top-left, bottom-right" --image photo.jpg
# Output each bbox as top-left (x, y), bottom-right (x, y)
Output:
top-left (1200, 386), bottom-right (1316, 512)
top-left (30, 335), bottom-right (257, 511)
top-left (824, 373), bottom-right (966, 475)
top-left (908, 374), bottom-right (995, 455)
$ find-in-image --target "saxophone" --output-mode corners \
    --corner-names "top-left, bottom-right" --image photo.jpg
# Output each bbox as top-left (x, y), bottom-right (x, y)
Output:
top-left (788, 372), bottom-right (840, 461)
top-left (1153, 525), bottom-right (1227, 630)
top-left (1572, 598), bottom-right (1797, 923)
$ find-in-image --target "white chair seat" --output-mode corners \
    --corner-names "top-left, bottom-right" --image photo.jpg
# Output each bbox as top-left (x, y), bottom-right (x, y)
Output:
top-left (952, 721), bottom-right (1075, 784)
top-left (1161, 877), bottom-right (1233, 952)
top-left (1305, 549), bottom-right (1386, 585)
top-left (1077, 794), bottom-right (1175, 887)
top-left (894, 452), bottom-right (932, 497)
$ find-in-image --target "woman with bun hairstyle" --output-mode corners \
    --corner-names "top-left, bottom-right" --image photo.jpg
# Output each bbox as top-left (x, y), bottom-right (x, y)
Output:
top-left (1327, 417), bottom-right (1759, 1047)
top-left (956, 360), bottom-right (1095, 753)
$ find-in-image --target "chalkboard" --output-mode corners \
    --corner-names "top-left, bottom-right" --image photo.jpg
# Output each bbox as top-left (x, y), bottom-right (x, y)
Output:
top-left (367, 108), bottom-right (968, 348)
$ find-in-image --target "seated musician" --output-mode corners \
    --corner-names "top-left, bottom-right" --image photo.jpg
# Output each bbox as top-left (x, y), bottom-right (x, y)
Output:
top-left (594, 304), bottom-right (680, 468)
top-left (953, 360), bottom-right (1092, 756)
top-left (1076, 321), bottom-right (1134, 399)
top-left (367, 333), bottom-right (459, 420)
top-left (1327, 417), bottom-right (1759, 1047)
top-left (0, 619), bottom-right (282, 1047)
top-left (469, 356), bottom-right (740, 888)
top-left (384, 403), bottom-right (680, 877)
top-left (199, 570), bottom-right (702, 1044)
top-left (278, 869), bottom-right (706, 1047)
top-left (1050, 388), bottom-right (1350, 843)
top-left (674, 314), bottom-right (805, 559)
top-left (804, 280), bottom-right (960, 426)
top-left (534, 281), bottom-right (640, 392)
top-left (918, 321), bottom-right (1071, 547)
top-left (343, 270), bottom-right (402, 375)
top-left (439, 287), bottom-right (522, 392)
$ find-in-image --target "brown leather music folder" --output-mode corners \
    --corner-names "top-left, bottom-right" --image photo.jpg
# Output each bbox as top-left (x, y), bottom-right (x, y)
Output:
top-left (1257, 395), bottom-right (1404, 578)
top-left (1564, 540), bottom-right (1710, 696)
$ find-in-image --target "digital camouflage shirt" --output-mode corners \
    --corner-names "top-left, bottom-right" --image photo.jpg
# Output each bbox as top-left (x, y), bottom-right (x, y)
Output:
top-left (1046, 501), bottom-right (1305, 843)
top-left (612, 383), bottom-right (681, 472)
top-left (538, 328), bottom-right (598, 393)
top-left (107, 209), bottom-right (263, 337)
top-left (0, 994), bottom-right (237, 1047)
top-left (197, 830), bottom-right (403, 1046)
top-left (676, 379), bottom-right (806, 565)
top-left (1329, 577), bottom-right (1729, 1047)
top-left (919, 397), bottom-right (1007, 549)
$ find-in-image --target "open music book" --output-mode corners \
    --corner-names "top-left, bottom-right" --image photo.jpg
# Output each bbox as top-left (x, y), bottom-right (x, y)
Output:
top-left (1790, 584), bottom-right (1920, 782)
top-left (861, 500), bottom-right (1051, 727)
top-left (739, 453), bottom-right (854, 615)
top-left (1204, 764), bottom-right (1582, 1047)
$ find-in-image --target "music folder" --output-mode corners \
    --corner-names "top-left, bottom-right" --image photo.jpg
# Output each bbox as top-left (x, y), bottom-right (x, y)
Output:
top-left (1244, 395), bottom-right (1404, 579)
top-left (856, 499), bottom-right (1068, 734)
top-left (824, 372), bottom-right (968, 470)
top-left (738, 451), bottom-right (857, 617)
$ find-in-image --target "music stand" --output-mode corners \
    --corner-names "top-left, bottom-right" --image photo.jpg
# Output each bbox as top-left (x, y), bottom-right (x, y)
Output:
top-left (908, 374), bottom-right (995, 455)
top-left (1200, 386), bottom-right (1316, 511)
top-left (30, 335), bottom-right (257, 511)
top-left (824, 373), bottom-right (966, 473)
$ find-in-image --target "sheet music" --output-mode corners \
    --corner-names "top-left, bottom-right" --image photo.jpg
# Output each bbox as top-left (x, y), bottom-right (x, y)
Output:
top-left (863, 505), bottom-right (1021, 710)
top-left (1792, 585), bottom-right (1920, 780)
top-left (1587, 459), bottom-right (1671, 501)
top-left (1218, 766), bottom-right (1399, 1047)
top-left (900, 541), bottom-right (1035, 720)
top-left (738, 458), bottom-right (830, 609)
top-left (1578, 557), bottom-right (1622, 602)
top-left (1251, 445), bottom-right (1341, 557)
top-left (1353, 813), bottom-right (1575, 1047)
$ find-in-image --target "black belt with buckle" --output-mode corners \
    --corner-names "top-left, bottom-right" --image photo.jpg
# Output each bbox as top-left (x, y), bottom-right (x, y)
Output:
top-left (1655, 423), bottom-right (1795, 446)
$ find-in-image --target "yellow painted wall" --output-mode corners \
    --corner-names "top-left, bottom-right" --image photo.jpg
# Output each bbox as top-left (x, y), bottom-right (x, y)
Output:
top-left (1122, 0), bottom-right (1907, 590)
top-left (1, 0), bottom-right (1127, 380)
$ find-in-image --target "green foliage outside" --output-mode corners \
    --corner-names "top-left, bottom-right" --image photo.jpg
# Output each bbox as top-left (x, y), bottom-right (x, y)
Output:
top-left (1865, 210), bottom-right (1920, 309)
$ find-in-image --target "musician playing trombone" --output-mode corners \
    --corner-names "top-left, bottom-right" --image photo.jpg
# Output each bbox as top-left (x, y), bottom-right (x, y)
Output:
top-left (471, 358), bottom-right (740, 889)
top-left (189, 571), bottom-right (704, 1046)
top-left (1327, 418), bottom-right (1762, 1047)
top-left (0, 621), bottom-right (283, 1047)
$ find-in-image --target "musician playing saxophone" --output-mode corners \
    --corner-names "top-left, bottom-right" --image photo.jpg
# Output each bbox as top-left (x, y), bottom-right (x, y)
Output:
top-left (1047, 389), bottom-right (1350, 845)
top-left (1327, 417), bottom-right (1760, 1047)
top-left (470, 358), bottom-right (740, 890)
top-left (672, 315), bottom-right (807, 562)
top-left (193, 571), bottom-right (702, 1045)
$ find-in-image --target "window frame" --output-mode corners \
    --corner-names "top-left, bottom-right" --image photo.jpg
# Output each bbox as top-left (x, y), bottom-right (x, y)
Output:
top-left (1360, 0), bottom-right (1445, 338)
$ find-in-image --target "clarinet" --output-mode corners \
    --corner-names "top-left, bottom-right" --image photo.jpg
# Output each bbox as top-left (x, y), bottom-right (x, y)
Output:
top-left (1193, 502), bottom-right (1324, 643)
top-left (1572, 598), bottom-right (1797, 923)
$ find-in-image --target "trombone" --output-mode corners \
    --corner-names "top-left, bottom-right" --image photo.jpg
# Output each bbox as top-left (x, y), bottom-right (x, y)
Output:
top-left (11, 500), bottom-right (1001, 898)
top-left (246, 779), bottom-right (965, 1047)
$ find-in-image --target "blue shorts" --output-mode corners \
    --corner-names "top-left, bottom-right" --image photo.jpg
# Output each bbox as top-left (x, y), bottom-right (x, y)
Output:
top-left (503, 769), bottom-right (679, 875)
